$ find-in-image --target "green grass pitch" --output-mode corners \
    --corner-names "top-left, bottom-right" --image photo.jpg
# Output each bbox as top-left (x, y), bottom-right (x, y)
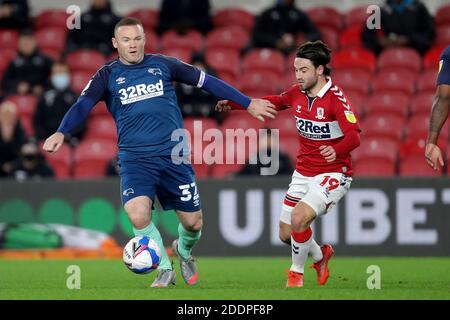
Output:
top-left (0, 257), bottom-right (449, 300)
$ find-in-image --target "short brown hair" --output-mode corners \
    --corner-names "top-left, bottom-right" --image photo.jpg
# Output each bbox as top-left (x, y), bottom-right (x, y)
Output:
top-left (114, 17), bottom-right (144, 36)
top-left (296, 40), bottom-right (331, 76)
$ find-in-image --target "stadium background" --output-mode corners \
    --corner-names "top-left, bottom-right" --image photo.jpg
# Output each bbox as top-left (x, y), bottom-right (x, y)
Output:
top-left (0, 0), bottom-right (449, 259)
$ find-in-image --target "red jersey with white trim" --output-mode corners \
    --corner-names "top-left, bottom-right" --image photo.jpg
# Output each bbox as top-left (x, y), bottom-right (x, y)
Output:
top-left (264, 78), bottom-right (361, 177)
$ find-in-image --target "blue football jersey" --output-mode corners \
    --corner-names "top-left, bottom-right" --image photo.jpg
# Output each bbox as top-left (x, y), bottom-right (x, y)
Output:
top-left (437, 45), bottom-right (450, 86)
top-left (81, 54), bottom-right (204, 161)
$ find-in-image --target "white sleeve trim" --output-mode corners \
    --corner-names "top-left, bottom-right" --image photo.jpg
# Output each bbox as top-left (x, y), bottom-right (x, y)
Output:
top-left (196, 70), bottom-right (206, 88)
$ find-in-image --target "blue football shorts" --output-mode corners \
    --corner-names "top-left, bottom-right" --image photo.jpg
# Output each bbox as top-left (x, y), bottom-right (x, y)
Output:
top-left (119, 156), bottom-right (201, 212)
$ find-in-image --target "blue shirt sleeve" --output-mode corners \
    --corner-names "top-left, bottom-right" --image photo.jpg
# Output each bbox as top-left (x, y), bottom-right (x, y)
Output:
top-left (162, 56), bottom-right (251, 109)
top-left (57, 67), bottom-right (109, 134)
top-left (437, 46), bottom-right (450, 86)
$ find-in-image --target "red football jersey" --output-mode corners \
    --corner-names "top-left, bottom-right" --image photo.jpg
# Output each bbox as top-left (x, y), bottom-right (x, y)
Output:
top-left (263, 78), bottom-right (361, 176)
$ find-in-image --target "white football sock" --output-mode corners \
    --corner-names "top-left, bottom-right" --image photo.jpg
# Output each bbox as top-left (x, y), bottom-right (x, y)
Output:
top-left (309, 239), bottom-right (323, 262)
top-left (290, 235), bottom-right (312, 274)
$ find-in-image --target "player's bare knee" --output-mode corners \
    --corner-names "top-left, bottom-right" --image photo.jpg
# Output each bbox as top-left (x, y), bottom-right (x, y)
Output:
top-left (185, 217), bottom-right (203, 232)
top-left (124, 201), bottom-right (151, 229)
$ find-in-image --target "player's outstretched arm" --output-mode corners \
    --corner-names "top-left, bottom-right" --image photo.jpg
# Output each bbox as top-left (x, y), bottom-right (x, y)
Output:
top-left (42, 96), bottom-right (97, 153)
top-left (425, 84), bottom-right (450, 170)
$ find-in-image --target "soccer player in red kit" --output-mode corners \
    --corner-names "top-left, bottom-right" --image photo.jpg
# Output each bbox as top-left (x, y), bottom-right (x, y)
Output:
top-left (217, 41), bottom-right (361, 288)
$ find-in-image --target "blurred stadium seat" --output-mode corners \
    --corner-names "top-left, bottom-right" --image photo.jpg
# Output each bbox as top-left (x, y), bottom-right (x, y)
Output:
top-left (278, 136), bottom-right (299, 165)
top-left (160, 47), bottom-right (192, 62)
top-left (318, 26), bottom-right (339, 51)
top-left (237, 70), bottom-right (280, 95)
top-left (364, 92), bottom-right (411, 118)
top-left (353, 159), bottom-right (396, 177)
top-left (399, 155), bottom-right (443, 177)
top-left (35, 9), bottom-right (69, 29)
top-left (205, 48), bottom-right (240, 78)
top-left (377, 48), bottom-right (422, 73)
top-left (339, 26), bottom-right (363, 49)
top-left (160, 30), bottom-right (204, 52)
top-left (73, 139), bottom-right (117, 178)
top-left (205, 26), bottom-right (249, 51)
top-left (435, 4), bottom-right (450, 26)
top-left (125, 8), bottom-right (159, 30)
top-left (0, 29), bottom-right (18, 49)
top-left (436, 25), bottom-right (450, 47)
top-left (307, 7), bottom-right (343, 30)
top-left (343, 6), bottom-right (368, 28)
top-left (221, 112), bottom-right (266, 131)
top-left (371, 70), bottom-right (417, 95)
top-left (213, 8), bottom-right (255, 32)
top-left (90, 101), bottom-right (110, 118)
top-left (417, 69), bottom-right (438, 95)
top-left (35, 27), bottom-right (67, 61)
top-left (143, 29), bottom-right (160, 53)
top-left (84, 116), bottom-right (117, 141)
top-left (41, 142), bottom-right (73, 179)
top-left (362, 114), bottom-right (406, 142)
top-left (70, 71), bottom-right (92, 95)
top-left (353, 137), bottom-right (398, 164)
top-left (332, 68), bottom-right (371, 95)
top-left (423, 46), bottom-right (445, 71)
top-left (410, 92), bottom-right (434, 116)
top-left (66, 49), bottom-right (107, 73)
top-left (332, 48), bottom-right (376, 73)
top-left (406, 115), bottom-right (449, 141)
top-left (242, 48), bottom-right (285, 75)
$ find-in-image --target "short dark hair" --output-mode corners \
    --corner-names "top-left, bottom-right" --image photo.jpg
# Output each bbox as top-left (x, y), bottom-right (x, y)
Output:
top-left (296, 40), bottom-right (331, 76)
top-left (114, 17), bottom-right (144, 36)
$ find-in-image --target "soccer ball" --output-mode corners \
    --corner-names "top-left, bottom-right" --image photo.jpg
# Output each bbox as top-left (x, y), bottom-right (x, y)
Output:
top-left (123, 235), bottom-right (162, 274)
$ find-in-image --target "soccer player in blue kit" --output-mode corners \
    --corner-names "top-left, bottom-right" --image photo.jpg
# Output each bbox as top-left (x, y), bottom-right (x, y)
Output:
top-left (426, 45), bottom-right (450, 171)
top-left (43, 18), bottom-right (277, 287)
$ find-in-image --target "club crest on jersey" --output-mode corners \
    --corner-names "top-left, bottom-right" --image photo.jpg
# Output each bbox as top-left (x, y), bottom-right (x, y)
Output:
top-left (344, 110), bottom-right (357, 123)
top-left (148, 68), bottom-right (162, 76)
top-left (315, 107), bottom-right (325, 120)
top-left (116, 77), bottom-right (126, 84)
top-left (296, 105), bottom-right (302, 113)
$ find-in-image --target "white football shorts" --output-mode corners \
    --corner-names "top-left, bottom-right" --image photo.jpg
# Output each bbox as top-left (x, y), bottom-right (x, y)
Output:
top-left (280, 170), bottom-right (352, 224)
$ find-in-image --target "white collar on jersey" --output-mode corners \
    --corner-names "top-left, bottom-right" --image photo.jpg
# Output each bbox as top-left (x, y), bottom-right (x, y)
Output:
top-left (300, 77), bottom-right (332, 98)
top-left (316, 77), bottom-right (332, 98)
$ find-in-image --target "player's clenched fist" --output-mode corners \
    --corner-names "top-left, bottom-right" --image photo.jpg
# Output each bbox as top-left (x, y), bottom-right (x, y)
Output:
top-left (42, 132), bottom-right (64, 153)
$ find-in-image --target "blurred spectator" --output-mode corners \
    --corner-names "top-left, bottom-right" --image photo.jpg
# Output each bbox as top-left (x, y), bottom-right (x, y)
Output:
top-left (33, 61), bottom-right (85, 143)
top-left (252, 0), bottom-right (321, 54)
top-left (157, 0), bottom-right (212, 35)
top-left (0, 101), bottom-right (26, 177)
top-left (8, 140), bottom-right (54, 181)
top-left (0, 0), bottom-right (29, 30)
top-left (1, 29), bottom-right (53, 96)
top-left (105, 156), bottom-right (119, 176)
top-left (238, 128), bottom-right (294, 175)
top-left (175, 53), bottom-right (222, 121)
top-left (362, 0), bottom-right (435, 55)
top-left (66, 0), bottom-right (120, 56)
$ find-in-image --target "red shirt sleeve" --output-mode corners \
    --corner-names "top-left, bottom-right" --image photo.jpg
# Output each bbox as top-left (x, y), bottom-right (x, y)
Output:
top-left (332, 91), bottom-right (362, 154)
top-left (227, 90), bottom-right (292, 111)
